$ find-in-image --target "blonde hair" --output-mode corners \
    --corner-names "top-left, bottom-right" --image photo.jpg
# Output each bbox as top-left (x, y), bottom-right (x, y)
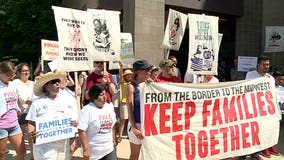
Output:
top-left (0, 61), bottom-right (16, 74)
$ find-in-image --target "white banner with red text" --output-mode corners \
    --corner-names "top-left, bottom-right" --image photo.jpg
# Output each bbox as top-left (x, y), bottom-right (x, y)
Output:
top-left (140, 77), bottom-right (281, 160)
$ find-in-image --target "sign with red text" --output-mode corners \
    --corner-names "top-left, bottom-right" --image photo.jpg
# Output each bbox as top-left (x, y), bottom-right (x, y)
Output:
top-left (41, 39), bottom-right (59, 61)
top-left (53, 6), bottom-right (93, 72)
top-left (140, 77), bottom-right (280, 160)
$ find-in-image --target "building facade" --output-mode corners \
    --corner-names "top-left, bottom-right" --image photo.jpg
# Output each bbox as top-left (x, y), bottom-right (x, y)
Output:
top-left (62, 0), bottom-right (284, 78)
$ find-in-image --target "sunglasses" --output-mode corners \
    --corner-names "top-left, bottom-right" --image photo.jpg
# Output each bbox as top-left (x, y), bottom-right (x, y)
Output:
top-left (95, 62), bottom-right (103, 64)
top-left (49, 79), bottom-right (61, 84)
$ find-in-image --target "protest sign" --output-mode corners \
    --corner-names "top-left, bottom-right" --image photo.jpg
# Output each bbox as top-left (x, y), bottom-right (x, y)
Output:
top-left (162, 9), bottom-right (188, 51)
top-left (186, 14), bottom-right (219, 75)
top-left (87, 9), bottom-right (121, 62)
top-left (108, 33), bottom-right (135, 70)
top-left (41, 39), bottom-right (59, 61)
top-left (35, 114), bottom-right (77, 145)
top-left (53, 6), bottom-right (93, 72)
top-left (237, 56), bottom-right (257, 72)
top-left (264, 26), bottom-right (284, 53)
top-left (140, 77), bottom-right (280, 160)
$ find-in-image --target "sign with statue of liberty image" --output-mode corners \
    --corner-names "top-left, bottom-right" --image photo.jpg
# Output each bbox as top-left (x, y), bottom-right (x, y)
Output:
top-left (186, 14), bottom-right (219, 75)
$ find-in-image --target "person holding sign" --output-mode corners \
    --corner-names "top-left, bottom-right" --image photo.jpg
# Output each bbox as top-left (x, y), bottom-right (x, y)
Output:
top-left (127, 60), bottom-right (153, 160)
top-left (77, 84), bottom-right (117, 160)
top-left (0, 61), bottom-right (26, 160)
top-left (85, 61), bottom-right (115, 105)
top-left (26, 72), bottom-right (77, 160)
top-left (239, 56), bottom-right (279, 160)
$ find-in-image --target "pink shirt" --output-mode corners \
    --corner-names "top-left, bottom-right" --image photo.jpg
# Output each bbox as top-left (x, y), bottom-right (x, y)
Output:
top-left (0, 109), bottom-right (18, 129)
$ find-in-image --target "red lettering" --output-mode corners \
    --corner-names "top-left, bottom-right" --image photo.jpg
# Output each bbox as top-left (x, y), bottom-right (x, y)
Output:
top-left (237, 95), bottom-right (244, 120)
top-left (265, 91), bottom-right (275, 114)
top-left (223, 97), bottom-right (237, 123)
top-left (185, 132), bottom-right (195, 160)
top-left (257, 92), bottom-right (267, 116)
top-left (220, 127), bottom-right (229, 152)
top-left (242, 94), bottom-right (253, 119)
top-left (172, 102), bottom-right (183, 132)
top-left (202, 100), bottom-right (212, 127)
top-left (230, 125), bottom-right (240, 150)
top-left (198, 131), bottom-right (208, 158)
top-left (251, 121), bottom-right (260, 146)
top-left (250, 93), bottom-right (258, 117)
top-left (210, 129), bottom-right (220, 155)
top-left (241, 123), bottom-right (250, 148)
top-left (160, 103), bottom-right (171, 134)
top-left (144, 104), bottom-right (158, 136)
top-left (212, 99), bottom-right (223, 126)
top-left (184, 101), bottom-right (196, 130)
top-left (172, 135), bottom-right (183, 160)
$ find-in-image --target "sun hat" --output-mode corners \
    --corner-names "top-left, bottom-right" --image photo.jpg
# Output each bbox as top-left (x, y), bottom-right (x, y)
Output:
top-left (159, 59), bottom-right (175, 68)
top-left (133, 60), bottom-right (153, 72)
top-left (123, 69), bottom-right (133, 76)
top-left (33, 72), bottom-right (67, 96)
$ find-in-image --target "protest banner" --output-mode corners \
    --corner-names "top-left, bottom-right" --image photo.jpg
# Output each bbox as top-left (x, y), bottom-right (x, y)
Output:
top-left (264, 26), bottom-right (284, 53)
top-left (162, 9), bottom-right (188, 51)
top-left (87, 9), bottom-right (121, 62)
top-left (237, 56), bottom-right (257, 72)
top-left (109, 33), bottom-right (135, 70)
top-left (35, 114), bottom-right (77, 145)
top-left (140, 77), bottom-right (280, 160)
top-left (186, 14), bottom-right (219, 75)
top-left (52, 6), bottom-right (93, 72)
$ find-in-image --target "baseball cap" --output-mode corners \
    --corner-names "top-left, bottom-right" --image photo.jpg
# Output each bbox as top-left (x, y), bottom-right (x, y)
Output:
top-left (133, 60), bottom-right (153, 72)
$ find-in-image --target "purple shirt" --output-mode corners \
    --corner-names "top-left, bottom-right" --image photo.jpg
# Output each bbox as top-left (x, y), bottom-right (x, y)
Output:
top-left (0, 109), bottom-right (18, 129)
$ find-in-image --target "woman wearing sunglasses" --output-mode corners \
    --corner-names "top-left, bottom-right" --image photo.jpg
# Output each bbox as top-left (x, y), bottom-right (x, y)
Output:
top-left (26, 72), bottom-right (77, 160)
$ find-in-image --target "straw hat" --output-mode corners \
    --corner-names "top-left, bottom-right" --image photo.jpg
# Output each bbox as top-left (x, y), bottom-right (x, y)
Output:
top-left (33, 72), bottom-right (67, 96)
top-left (123, 69), bottom-right (133, 76)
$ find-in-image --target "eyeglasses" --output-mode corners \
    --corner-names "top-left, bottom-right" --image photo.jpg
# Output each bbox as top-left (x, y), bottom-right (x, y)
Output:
top-left (144, 67), bottom-right (152, 72)
top-left (5, 73), bottom-right (15, 79)
top-left (21, 70), bottom-right (30, 73)
top-left (95, 62), bottom-right (103, 64)
top-left (49, 79), bottom-right (61, 84)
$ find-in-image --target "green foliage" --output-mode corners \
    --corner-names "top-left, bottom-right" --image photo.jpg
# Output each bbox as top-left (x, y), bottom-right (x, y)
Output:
top-left (0, 0), bottom-right (63, 63)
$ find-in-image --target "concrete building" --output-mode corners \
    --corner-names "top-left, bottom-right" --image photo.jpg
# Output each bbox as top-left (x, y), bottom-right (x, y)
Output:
top-left (62, 0), bottom-right (284, 79)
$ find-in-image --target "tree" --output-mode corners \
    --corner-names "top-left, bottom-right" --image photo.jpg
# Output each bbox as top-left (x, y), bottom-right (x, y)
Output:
top-left (0, 0), bottom-right (64, 64)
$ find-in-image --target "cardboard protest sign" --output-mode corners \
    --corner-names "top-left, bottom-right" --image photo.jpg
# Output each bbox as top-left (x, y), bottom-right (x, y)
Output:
top-left (35, 114), bottom-right (77, 145)
top-left (162, 9), bottom-right (188, 50)
top-left (52, 6), bottom-right (93, 72)
top-left (41, 39), bottom-right (59, 61)
top-left (140, 77), bottom-right (280, 160)
top-left (87, 9), bottom-right (121, 62)
top-left (187, 14), bottom-right (219, 75)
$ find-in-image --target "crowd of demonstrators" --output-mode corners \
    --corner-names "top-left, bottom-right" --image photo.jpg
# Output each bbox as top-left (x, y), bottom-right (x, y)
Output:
top-left (154, 59), bottom-right (182, 83)
top-left (126, 60), bottom-right (153, 160)
top-left (77, 84), bottom-right (117, 160)
top-left (13, 63), bottom-right (35, 160)
top-left (117, 61), bottom-right (133, 143)
top-left (0, 61), bottom-right (26, 160)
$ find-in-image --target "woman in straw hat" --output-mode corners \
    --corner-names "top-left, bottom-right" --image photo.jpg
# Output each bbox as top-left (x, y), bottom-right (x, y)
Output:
top-left (0, 61), bottom-right (26, 160)
top-left (26, 72), bottom-right (77, 160)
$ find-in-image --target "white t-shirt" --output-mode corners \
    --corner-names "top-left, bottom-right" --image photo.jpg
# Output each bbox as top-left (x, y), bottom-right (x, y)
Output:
top-left (59, 88), bottom-right (78, 121)
top-left (26, 94), bottom-right (74, 160)
top-left (77, 102), bottom-right (117, 160)
top-left (0, 81), bottom-right (19, 117)
top-left (13, 79), bottom-right (34, 113)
